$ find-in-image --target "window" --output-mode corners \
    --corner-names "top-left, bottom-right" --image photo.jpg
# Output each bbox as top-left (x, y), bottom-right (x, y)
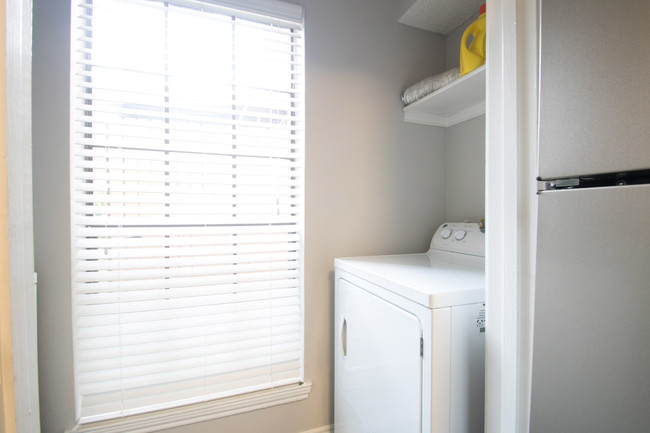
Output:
top-left (70, 0), bottom-right (305, 426)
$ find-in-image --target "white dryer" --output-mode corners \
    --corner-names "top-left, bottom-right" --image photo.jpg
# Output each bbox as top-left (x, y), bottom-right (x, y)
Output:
top-left (334, 222), bottom-right (485, 433)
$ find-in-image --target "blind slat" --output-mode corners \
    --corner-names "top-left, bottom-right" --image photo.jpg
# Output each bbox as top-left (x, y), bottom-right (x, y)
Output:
top-left (79, 322), bottom-right (302, 360)
top-left (79, 339), bottom-right (302, 378)
top-left (74, 245), bottom-right (301, 259)
top-left (72, 141), bottom-right (299, 160)
top-left (75, 232), bottom-right (300, 243)
top-left (77, 305), bottom-right (301, 341)
top-left (75, 269), bottom-right (300, 293)
top-left (80, 357), bottom-right (302, 397)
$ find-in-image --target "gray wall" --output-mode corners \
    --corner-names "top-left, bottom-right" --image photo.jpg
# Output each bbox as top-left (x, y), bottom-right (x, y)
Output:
top-left (445, 115), bottom-right (486, 223)
top-left (32, 1), bottom-right (449, 432)
top-left (32, 1), bottom-right (75, 431)
top-left (444, 6), bottom-right (485, 225)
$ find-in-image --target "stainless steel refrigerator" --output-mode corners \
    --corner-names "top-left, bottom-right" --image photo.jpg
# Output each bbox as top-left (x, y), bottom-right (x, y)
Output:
top-left (530, 1), bottom-right (650, 432)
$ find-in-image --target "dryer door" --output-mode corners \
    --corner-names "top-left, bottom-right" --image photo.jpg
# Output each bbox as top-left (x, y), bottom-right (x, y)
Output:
top-left (335, 277), bottom-right (423, 433)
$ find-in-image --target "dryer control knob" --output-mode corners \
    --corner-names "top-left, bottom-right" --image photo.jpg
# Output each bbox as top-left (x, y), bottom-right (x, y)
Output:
top-left (454, 230), bottom-right (467, 240)
top-left (441, 228), bottom-right (452, 239)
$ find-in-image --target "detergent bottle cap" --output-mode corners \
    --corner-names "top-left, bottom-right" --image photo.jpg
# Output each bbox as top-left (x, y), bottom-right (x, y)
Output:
top-left (480, 3), bottom-right (486, 15)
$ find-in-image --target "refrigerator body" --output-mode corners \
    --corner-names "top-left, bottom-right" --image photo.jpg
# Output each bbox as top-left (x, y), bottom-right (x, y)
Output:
top-left (531, 187), bottom-right (650, 433)
top-left (536, 0), bottom-right (650, 180)
top-left (530, 1), bottom-right (650, 432)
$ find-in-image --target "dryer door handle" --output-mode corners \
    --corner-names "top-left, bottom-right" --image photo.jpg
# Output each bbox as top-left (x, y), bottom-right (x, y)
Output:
top-left (340, 316), bottom-right (347, 357)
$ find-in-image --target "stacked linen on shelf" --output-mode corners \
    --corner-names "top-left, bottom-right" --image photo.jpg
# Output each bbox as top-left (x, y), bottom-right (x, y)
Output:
top-left (401, 67), bottom-right (460, 105)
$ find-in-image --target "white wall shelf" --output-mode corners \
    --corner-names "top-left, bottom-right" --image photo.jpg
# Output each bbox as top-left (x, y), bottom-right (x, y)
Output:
top-left (403, 65), bottom-right (485, 127)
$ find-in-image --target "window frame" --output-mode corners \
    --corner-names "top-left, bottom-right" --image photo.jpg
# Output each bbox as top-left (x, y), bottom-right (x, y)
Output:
top-left (68, 0), bottom-right (308, 430)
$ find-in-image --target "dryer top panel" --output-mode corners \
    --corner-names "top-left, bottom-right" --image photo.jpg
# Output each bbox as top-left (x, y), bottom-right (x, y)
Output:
top-left (335, 250), bottom-right (484, 309)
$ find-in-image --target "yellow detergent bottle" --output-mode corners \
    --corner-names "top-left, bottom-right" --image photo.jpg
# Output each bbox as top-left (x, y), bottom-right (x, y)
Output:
top-left (460, 3), bottom-right (486, 76)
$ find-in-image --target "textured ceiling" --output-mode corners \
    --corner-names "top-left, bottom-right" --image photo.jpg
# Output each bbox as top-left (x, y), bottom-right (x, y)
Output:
top-left (398, 0), bottom-right (483, 35)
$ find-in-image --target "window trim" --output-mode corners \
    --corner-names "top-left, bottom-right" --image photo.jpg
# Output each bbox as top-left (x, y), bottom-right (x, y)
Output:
top-left (66, 382), bottom-right (311, 433)
top-left (68, 0), bottom-right (307, 427)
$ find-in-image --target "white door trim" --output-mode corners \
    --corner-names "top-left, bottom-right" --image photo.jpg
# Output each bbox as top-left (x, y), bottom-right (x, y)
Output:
top-left (484, 0), bottom-right (538, 432)
top-left (6, 0), bottom-right (40, 431)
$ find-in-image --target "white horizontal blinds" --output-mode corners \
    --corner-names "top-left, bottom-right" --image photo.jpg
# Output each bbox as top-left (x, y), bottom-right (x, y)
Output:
top-left (71, 0), bottom-right (304, 423)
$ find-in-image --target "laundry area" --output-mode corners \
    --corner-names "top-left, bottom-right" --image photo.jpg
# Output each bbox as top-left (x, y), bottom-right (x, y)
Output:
top-left (9, 0), bottom-right (649, 432)
top-left (334, 1), bottom-right (488, 431)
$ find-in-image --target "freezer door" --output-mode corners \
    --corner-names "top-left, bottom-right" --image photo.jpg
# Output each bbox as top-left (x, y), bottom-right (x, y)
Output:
top-left (538, 0), bottom-right (650, 179)
top-left (335, 278), bottom-right (423, 433)
top-left (530, 185), bottom-right (650, 433)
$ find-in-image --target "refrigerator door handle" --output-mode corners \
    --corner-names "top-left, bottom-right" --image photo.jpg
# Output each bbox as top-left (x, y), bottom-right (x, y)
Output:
top-left (538, 169), bottom-right (650, 192)
top-left (542, 178), bottom-right (580, 191)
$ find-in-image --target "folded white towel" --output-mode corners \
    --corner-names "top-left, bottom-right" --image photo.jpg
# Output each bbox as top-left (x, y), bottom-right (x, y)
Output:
top-left (401, 67), bottom-right (461, 105)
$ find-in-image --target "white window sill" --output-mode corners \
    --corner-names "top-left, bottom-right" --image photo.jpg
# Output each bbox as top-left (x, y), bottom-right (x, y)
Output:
top-left (66, 382), bottom-right (312, 433)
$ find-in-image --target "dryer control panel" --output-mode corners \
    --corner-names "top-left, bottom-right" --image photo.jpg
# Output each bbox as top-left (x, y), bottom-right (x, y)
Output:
top-left (429, 222), bottom-right (485, 257)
